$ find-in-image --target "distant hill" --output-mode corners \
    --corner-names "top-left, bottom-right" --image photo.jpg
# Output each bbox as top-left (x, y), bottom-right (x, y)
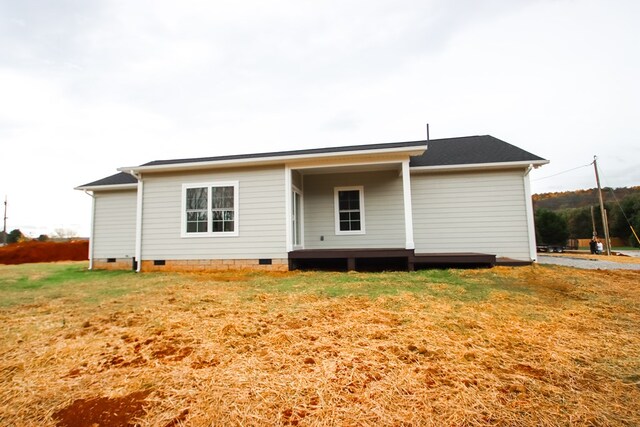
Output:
top-left (533, 186), bottom-right (640, 211)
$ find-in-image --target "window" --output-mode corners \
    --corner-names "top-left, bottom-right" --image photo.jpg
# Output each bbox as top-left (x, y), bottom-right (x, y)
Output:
top-left (186, 187), bottom-right (208, 232)
top-left (212, 186), bottom-right (235, 232)
top-left (334, 186), bottom-right (365, 235)
top-left (182, 182), bottom-right (239, 237)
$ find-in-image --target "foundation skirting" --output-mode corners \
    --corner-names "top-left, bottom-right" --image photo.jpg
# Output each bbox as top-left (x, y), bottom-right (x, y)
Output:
top-left (140, 258), bottom-right (288, 272)
top-left (92, 258), bottom-right (135, 270)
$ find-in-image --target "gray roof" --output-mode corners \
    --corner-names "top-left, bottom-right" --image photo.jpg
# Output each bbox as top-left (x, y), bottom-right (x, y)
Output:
top-left (78, 172), bottom-right (137, 188)
top-left (79, 135), bottom-right (546, 188)
top-left (141, 139), bottom-right (428, 167)
top-left (410, 135), bottom-right (545, 167)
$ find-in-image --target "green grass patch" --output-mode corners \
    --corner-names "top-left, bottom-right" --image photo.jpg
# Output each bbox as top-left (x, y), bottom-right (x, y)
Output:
top-left (0, 263), bottom-right (547, 310)
top-left (0, 262), bottom-right (168, 308)
top-left (241, 268), bottom-right (530, 302)
top-left (0, 265), bottom-right (129, 291)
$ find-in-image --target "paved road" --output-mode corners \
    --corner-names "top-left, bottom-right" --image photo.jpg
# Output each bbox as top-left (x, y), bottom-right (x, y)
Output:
top-left (538, 255), bottom-right (640, 270)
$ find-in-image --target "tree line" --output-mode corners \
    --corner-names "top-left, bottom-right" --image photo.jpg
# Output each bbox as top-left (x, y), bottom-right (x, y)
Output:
top-left (533, 187), bottom-right (640, 247)
top-left (1, 228), bottom-right (79, 245)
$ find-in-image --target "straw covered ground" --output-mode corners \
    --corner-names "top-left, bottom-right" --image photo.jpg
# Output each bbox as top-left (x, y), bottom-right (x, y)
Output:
top-left (1, 262), bottom-right (639, 426)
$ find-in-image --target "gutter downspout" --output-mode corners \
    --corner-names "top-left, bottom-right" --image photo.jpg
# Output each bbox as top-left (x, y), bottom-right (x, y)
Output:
top-left (129, 171), bottom-right (144, 273)
top-left (83, 190), bottom-right (95, 270)
top-left (523, 165), bottom-right (537, 262)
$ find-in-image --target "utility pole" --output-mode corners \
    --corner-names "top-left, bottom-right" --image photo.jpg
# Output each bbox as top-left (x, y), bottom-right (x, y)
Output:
top-left (593, 156), bottom-right (611, 255)
top-left (2, 196), bottom-right (7, 245)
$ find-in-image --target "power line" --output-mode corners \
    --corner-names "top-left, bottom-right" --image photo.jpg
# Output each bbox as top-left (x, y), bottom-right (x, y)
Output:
top-left (532, 162), bottom-right (592, 181)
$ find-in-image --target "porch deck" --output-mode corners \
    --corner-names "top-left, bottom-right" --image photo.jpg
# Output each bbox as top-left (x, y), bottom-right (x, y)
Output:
top-left (288, 249), bottom-right (496, 271)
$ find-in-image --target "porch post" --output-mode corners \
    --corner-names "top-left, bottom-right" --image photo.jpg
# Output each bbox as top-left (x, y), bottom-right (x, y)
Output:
top-left (88, 192), bottom-right (95, 270)
top-left (402, 160), bottom-right (415, 250)
top-left (285, 165), bottom-right (293, 253)
top-left (134, 177), bottom-right (144, 272)
top-left (523, 165), bottom-right (537, 262)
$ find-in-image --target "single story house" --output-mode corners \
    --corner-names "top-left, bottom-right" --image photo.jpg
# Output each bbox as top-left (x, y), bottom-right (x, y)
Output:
top-left (75, 135), bottom-right (548, 272)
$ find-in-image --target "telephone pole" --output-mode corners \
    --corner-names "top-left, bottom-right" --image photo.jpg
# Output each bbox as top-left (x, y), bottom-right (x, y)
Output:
top-left (593, 156), bottom-right (611, 255)
top-left (2, 196), bottom-right (7, 245)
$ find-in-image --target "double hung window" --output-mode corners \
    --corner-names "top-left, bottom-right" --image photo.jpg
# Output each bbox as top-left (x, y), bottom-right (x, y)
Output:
top-left (334, 186), bottom-right (365, 234)
top-left (182, 182), bottom-right (239, 237)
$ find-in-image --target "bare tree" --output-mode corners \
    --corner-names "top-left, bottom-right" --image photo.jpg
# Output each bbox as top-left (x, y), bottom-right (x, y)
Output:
top-left (53, 228), bottom-right (78, 239)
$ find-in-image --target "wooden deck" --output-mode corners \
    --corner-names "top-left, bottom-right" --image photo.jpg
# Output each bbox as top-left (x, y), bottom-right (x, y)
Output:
top-left (288, 249), bottom-right (496, 271)
top-left (495, 257), bottom-right (533, 266)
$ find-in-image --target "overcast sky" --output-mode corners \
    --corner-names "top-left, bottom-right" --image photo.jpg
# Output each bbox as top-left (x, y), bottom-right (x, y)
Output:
top-left (1, 0), bottom-right (638, 237)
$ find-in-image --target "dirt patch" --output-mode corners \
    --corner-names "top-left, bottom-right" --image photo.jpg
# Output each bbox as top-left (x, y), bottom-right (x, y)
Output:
top-left (0, 240), bottom-right (88, 265)
top-left (152, 345), bottom-right (193, 361)
top-left (163, 408), bottom-right (189, 427)
top-left (53, 390), bottom-right (151, 427)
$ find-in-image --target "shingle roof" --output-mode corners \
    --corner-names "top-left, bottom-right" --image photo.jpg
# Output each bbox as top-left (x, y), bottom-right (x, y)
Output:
top-left (409, 135), bottom-right (545, 167)
top-left (141, 140), bottom-right (428, 166)
top-left (78, 135), bottom-right (546, 188)
top-left (78, 172), bottom-right (138, 188)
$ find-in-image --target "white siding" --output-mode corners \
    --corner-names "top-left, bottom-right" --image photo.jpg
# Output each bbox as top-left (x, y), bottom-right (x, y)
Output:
top-left (93, 190), bottom-right (137, 259)
top-left (411, 170), bottom-right (531, 260)
top-left (303, 171), bottom-right (405, 249)
top-left (141, 165), bottom-right (286, 260)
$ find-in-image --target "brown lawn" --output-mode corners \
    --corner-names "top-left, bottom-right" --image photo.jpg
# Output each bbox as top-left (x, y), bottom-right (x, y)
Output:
top-left (0, 262), bottom-right (639, 426)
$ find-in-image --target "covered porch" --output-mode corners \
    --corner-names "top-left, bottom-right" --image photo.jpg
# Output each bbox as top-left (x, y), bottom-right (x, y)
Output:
top-left (283, 150), bottom-right (497, 271)
top-left (284, 154), bottom-right (415, 254)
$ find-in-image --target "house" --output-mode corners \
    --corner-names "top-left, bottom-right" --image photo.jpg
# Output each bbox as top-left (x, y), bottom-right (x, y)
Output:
top-left (75, 135), bottom-right (548, 272)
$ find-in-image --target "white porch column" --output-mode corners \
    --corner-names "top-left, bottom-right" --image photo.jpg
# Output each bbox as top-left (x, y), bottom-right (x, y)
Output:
top-left (88, 192), bottom-right (95, 270)
top-left (284, 165), bottom-right (293, 252)
top-left (402, 159), bottom-right (415, 250)
top-left (135, 177), bottom-right (144, 272)
top-left (523, 165), bottom-right (537, 262)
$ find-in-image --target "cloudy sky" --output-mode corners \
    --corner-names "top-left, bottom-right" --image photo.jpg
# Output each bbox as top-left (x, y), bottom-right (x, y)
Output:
top-left (1, 0), bottom-right (638, 237)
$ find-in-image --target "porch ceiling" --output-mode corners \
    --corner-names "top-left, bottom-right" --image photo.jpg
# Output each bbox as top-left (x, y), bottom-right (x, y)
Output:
top-left (296, 162), bottom-right (401, 175)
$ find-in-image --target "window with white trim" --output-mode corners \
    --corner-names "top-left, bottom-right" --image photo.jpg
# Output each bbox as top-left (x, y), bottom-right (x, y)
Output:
top-left (182, 182), bottom-right (239, 237)
top-left (186, 187), bottom-right (208, 232)
top-left (211, 186), bottom-right (235, 232)
top-left (334, 186), bottom-right (365, 234)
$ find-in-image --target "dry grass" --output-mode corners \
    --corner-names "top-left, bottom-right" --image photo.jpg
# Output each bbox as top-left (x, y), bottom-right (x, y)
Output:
top-left (1, 262), bottom-right (639, 426)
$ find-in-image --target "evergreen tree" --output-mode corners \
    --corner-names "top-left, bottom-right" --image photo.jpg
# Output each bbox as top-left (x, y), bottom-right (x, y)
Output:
top-left (7, 229), bottom-right (24, 244)
top-left (535, 209), bottom-right (569, 245)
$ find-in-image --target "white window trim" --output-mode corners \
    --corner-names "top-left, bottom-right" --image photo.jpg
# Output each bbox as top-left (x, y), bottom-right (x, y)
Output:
top-left (181, 181), bottom-right (239, 238)
top-left (334, 186), bottom-right (365, 235)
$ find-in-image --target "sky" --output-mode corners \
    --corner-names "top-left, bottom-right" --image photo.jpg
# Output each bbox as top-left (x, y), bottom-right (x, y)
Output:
top-left (1, 0), bottom-right (639, 237)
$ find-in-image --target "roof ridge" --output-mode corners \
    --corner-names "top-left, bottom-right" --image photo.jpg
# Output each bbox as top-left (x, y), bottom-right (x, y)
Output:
top-left (142, 139), bottom-right (429, 167)
top-left (77, 135), bottom-right (548, 188)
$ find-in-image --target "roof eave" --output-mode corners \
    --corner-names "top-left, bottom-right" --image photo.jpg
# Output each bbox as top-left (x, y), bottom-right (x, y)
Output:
top-left (74, 183), bottom-right (139, 192)
top-left (410, 159), bottom-right (549, 173)
top-left (118, 145), bottom-right (428, 174)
